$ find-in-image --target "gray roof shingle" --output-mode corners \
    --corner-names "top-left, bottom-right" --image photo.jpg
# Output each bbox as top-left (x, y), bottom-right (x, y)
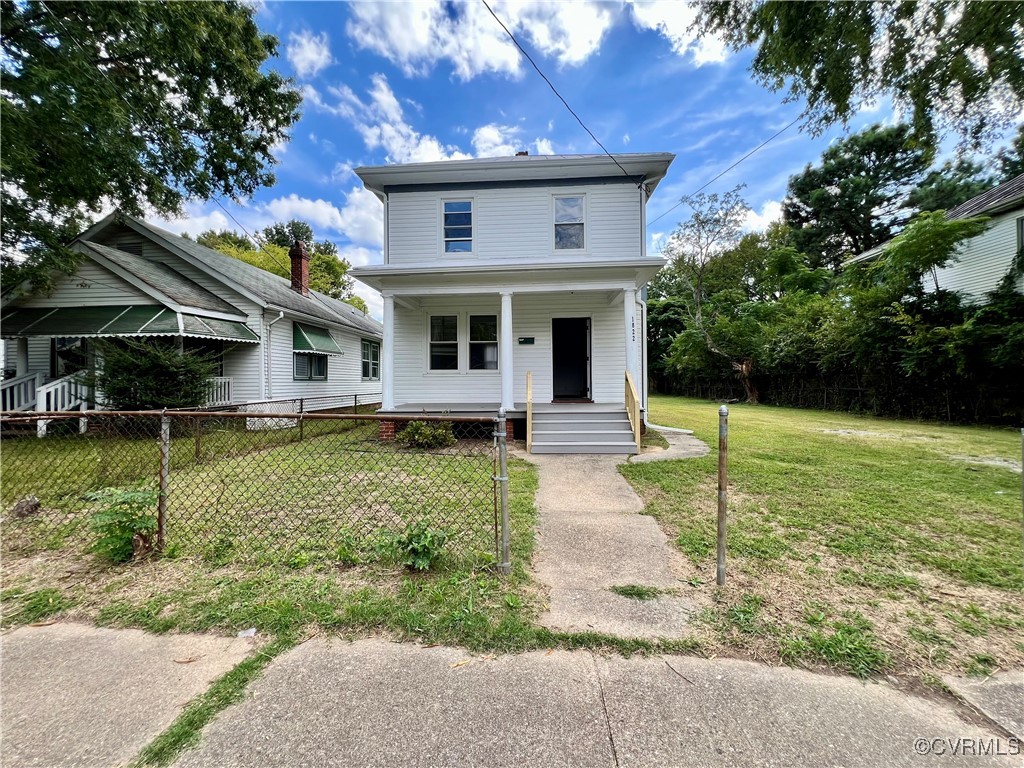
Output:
top-left (80, 241), bottom-right (241, 315)
top-left (947, 174), bottom-right (1024, 219)
top-left (118, 214), bottom-right (382, 337)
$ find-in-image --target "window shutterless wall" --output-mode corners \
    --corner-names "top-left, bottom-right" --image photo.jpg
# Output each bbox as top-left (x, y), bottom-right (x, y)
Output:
top-left (386, 181), bottom-right (641, 263)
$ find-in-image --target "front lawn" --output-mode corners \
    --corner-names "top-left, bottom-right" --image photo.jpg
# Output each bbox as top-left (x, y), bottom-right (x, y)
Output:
top-left (622, 396), bottom-right (1023, 682)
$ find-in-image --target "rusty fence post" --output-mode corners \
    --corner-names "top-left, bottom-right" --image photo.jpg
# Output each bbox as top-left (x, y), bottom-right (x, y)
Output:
top-left (717, 405), bottom-right (729, 586)
top-left (193, 416), bottom-right (202, 462)
top-left (157, 413), bottom-right (171, 551)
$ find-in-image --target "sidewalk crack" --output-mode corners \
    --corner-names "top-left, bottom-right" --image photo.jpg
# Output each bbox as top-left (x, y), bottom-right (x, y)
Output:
top-left (590, 651), bottom-right (620, 768)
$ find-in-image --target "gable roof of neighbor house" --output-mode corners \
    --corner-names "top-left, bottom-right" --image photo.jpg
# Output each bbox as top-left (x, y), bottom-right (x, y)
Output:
top-left (847, 173), bottom-right (1024, 265)
top-left (355, 152), bottom-right (676, 200)
top-left (73, 212), bottom-right (382, 338)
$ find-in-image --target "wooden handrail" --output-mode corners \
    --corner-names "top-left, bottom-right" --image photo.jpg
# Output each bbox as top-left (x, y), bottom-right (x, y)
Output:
top-left (526, 371), bottom-right (533, 454)
top-left (625, 371), bottom-right (641, 453)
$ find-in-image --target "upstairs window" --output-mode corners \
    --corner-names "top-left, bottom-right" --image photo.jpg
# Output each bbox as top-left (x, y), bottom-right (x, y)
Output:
top-left (429, 315), bottom-right (458, 370)
top-left (554, 196), bottom-right (585, 250)
top-left (361, 340), bottom-right (380, 380)
top-left (469, 315), bottom-right (498, 370)
top-left (443, 201), bottom-right (473, 253)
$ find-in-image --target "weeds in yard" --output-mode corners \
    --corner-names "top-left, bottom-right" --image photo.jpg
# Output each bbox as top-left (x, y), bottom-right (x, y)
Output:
top-left (609, 584), bottom-right (667, 601)
top-left (0, 587), bottom-right (74, 626)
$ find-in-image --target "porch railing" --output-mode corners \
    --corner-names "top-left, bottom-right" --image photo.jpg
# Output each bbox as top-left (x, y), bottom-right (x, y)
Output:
top-left (625, 370), bottom-right (641, 453)
top-left (526, 371), bottom-right (534, 454)
top-left (205, 376), bottom-right (233, 406)
top-left (37, 372), bottom-right (88, 412)
top-left (1, 372), bottom-right (44, 412)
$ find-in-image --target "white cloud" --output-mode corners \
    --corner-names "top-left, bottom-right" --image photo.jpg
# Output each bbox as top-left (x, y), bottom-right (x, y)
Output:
top-left (472, 123), bottom-right (522, 157)
top-left (286, 30), bottom-right (333, 78)
top-left (351, 279), bottom-right (384, 321)
top-left (345, 0), bottom-right (614, 80)
top-left (151, 202), bottom-right (234, 236)
top-left (622, 133), bottom-right (631, 145)
top-left (534, 137), bottom-right (555, 155)
top-left (339, 186), bottom-right (384, 248)
top-left (744, 200), bottom-right (783, 232)
top-left (626, 1), bottom-right (729, 66)
top-left (263, 194), bottom-right (345, 232)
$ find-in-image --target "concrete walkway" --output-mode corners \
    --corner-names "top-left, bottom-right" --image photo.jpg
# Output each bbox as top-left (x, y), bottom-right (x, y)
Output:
top-left (529, 453), bottom-right (703, 639)
top-left (0, 622), bottom-right (250, 767)
top-left (177, 638), bottom-right (1016, 767)
top-left (631, 432), bottom-right (710, 463)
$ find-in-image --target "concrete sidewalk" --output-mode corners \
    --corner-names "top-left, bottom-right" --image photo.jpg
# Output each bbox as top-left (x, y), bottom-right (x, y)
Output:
top-left (177, 638), bottom-right (1016, 768)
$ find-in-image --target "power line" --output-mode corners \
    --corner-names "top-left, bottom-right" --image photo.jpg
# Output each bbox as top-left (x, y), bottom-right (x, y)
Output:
top-left (480, 0), bottom-right (635, 183)
top-left (647, 115), bottom-right (801, 229)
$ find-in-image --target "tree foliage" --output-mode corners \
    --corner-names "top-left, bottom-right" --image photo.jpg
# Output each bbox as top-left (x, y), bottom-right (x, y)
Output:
top-left (994, 124), bottom-right (1024, 182)
top-left (693, 1), bottom-right (1024, 149)
top-left (907, 160), bottom-right (995, 213)
top-left (89, 340), bottom-right (218, 410)
top-left (1, 1), bottom-right (301, 286)
top-left (197, 220), bottom-right (368, 313)
top-left (783, 124), bottom-right (931, 271)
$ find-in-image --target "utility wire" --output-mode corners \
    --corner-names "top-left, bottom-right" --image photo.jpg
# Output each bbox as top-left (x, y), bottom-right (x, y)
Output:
top-left (647, 114), bottom-right (802, 229)
top-left (38, 2), bottom-right (358, 318)
top-left (481, 0), bottom-right (635, 183)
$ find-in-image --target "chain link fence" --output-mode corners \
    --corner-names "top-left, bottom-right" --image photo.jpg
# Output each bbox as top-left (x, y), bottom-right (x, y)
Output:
top-left (1, 410), bottom-right (507, 570)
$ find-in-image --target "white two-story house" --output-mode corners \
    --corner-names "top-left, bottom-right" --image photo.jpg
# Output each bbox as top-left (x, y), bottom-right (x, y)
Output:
top-left (350, 152), bottom-right (675, 454)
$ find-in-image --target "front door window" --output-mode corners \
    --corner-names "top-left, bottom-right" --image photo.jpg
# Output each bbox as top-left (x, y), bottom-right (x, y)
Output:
top-left (51, 337), bottom-right (89, 378)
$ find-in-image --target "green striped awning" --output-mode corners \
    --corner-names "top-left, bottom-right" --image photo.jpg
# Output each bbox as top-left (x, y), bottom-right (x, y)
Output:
top-left (293, 322), bottom-right (343, 355)
top-left (0, 305), bottom-right (259, 342)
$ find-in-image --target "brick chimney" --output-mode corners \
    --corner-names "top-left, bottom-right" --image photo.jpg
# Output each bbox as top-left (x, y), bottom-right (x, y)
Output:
top-left (289, 240), bottom-right (310, 296)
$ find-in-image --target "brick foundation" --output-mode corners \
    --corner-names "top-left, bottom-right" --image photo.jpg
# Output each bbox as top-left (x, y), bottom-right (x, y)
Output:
top-left (379, 420), bottom-right (396, 441)
top-left (505, 419), bottom-right (515, 441)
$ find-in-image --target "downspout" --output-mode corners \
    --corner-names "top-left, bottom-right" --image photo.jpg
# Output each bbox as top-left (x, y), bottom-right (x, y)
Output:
top-left (264, 311), bottom-right (285, 399)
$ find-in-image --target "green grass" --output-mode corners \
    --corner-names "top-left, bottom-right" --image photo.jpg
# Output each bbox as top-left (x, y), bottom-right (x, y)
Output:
top-left (609, 584), bottom-right (668, 601)
top-left (621, 396), bottom-right (1024, 679)
top-left (0, 587), bottom-right (75, 626)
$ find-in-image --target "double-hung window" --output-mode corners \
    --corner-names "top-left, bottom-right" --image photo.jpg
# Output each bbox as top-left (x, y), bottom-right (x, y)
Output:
top-left (443, 200), bottom-right (473, 253)
top-left (429, 315), bottom-right (458, 370)
top-left (294, 353), bottom-right (327, 380)
top-left (361, 339), bottom-right (380, 380)
top-left (469, 315), bottom-right (498, 370)
top-left (554, 195), bottom-right (585, 250)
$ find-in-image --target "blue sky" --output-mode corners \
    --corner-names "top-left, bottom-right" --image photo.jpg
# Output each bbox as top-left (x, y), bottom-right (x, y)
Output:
top-left (149, 1), bottom-right (998, 318)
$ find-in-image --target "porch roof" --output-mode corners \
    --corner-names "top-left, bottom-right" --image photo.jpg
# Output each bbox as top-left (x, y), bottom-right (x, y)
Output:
top-left (0, 305), bottom-right (260, 342)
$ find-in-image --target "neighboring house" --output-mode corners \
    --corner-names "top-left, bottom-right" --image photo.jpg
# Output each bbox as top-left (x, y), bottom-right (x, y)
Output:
top-left (849, 173), bottom-right (1024, 302)
top-left (1, 211), bottom-right (383, 414)
top-left (350, 152), bottom-right (675, 454)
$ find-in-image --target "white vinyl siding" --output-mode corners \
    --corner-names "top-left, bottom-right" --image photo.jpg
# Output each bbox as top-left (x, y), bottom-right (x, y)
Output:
top-left (387, 181), bottom-right (641, 263)
top-left (391, 293), bottom-right (630, 405)
top-left (932, 211), bottom-right (1024, 303)
top-left (267, 318), bottom-right (382, 401)
top-left (12, 262), bottom-right (155, 307)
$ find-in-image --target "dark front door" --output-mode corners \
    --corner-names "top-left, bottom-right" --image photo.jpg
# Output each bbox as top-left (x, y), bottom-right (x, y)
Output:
top-left (552, 317), bottom-right (590, 401)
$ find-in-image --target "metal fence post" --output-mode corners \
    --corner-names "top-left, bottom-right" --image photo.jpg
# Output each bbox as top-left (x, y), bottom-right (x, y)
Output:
top-left (298, 398), bottom-right (305, 442)
top-left (495, 408), bottom-right (511, 574)
top-left (157, 413), bottom-right (171, 552)
top-left (717, 405), bottom-right (729, 586)
top-left (194, 416), bottom-right (202, 462)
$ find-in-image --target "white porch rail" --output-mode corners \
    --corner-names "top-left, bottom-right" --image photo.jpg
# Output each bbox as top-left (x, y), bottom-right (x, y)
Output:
top-left (1, 372), bottom-right (45, 412)
top-left (36, 372), bottom-right (88, 412)
top-left (205, 376), bottom-right (233, 406)
top-left (625, 370), bottom-right (641, 453)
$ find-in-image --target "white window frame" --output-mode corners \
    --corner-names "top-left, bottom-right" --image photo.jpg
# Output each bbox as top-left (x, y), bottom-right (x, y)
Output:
top-left (553, 193), bottom-right (587, 253)
top-left (428, 314), bottom-right (459, 371)
top-left (441, 198), bottom-right (475, 256)
top-left (468, 314), bottom-right (499, 372)
top-left (361, 339), bottom-right (380, 381)
top-left (293, 352), bottom-right (328, 381)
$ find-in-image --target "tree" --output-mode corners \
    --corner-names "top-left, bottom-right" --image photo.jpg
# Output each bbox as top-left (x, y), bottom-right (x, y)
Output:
top-left (196, 222), bottom-right (367, 312)
top-left (1, 1), bottom-right (301, 287)
top-left (908, 160), bottom-right (995, 213)
top-left (783, 124), bottom-right (931, 271)
top-left (994, 125), bottom-right (1024, 182)
top-left (693, 1), bottom-right (1024, 149)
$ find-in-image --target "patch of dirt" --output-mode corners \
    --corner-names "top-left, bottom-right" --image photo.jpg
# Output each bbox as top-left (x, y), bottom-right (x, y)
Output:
top-left (948, 455), bottom-right (1022, 473)
top-left (817, 429), bottom-right (941, 441)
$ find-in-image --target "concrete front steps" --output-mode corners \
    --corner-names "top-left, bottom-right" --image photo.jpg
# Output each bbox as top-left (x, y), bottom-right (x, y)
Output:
top-left (531, 404), bottom-right (638, 455)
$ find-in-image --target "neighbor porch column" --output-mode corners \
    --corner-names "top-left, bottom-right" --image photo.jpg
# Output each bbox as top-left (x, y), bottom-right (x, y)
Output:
top-left (15, 337), bottom-right (29, 377)
top-left (623, 287), bottom-right (638, 387)
top-left (500, 291), bottom-right (514, 411)
top-left (382, 293), bottom-right (395, 410)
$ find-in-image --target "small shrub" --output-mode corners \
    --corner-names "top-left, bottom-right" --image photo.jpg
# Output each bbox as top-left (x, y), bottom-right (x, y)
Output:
top-left (86, 486), bottom-right (159, 563)
top-left (397, 421), bottom-right (456, 449)
top-left (335, 532), bottom-right (360, 566)
top-left (393, 521), bottom-right (448, 571)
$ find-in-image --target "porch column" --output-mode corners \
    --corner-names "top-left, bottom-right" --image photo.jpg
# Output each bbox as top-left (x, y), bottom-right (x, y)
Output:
top-left (382, 293), bottom-right (395, 410)
top-left (623, 287), bottom-right (638, 387)
top-left (500, 291), bottom-right (514, 411)
top-left (15, 338), bottom-right (29, 377)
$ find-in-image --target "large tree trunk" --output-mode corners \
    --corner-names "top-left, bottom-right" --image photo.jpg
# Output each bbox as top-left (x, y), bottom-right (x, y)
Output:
top-left (732, 359), bottom-right (759, 404)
